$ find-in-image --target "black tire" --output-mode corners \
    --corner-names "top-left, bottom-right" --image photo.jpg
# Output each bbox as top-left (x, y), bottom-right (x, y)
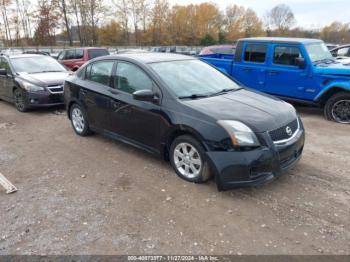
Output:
top-left (13, 88), bottom-right (28, 112)
top-left (169, 135), bottom-right (212, 184)
top-left (324, 92), bottom-right (350, 124)
top-left (69, 104), bottom-right (91, 136)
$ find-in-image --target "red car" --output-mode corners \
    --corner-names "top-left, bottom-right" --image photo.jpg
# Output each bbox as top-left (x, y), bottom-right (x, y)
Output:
top-left (57, 47), bottom-right (109, 71)
top-left (199, 44), bottom-right (236, 55)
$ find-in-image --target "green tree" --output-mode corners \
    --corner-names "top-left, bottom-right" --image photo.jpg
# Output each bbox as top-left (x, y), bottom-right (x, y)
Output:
top-left (218, 31), bottom-right (226, 44)
top-left (200, 33), bottom-right (216, 46)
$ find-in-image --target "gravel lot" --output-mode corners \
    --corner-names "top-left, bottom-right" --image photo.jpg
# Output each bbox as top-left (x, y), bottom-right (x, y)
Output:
top-left (0, 101), bottom-right (349, 255)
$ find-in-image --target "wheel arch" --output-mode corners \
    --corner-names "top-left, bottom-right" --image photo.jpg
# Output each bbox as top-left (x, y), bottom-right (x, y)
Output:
top-left (162, 125), bottom-right (208, 161)
top-left (67, 99), bottom-right (84, 119)
top-left (316, 86), bottom-right (350, 106)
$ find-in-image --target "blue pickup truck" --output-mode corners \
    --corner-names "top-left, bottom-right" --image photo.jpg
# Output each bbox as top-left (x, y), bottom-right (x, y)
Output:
top-left (200, 37), bottom-right (350, 124)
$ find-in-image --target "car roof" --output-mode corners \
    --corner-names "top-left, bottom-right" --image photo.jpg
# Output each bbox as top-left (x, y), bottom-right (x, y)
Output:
top-left (238, 37), bottom-right (323, 44)
top-left (331, 44), bottom-right (350, 50)
top-left (64, 47), bottom-right (107, 50)
top-left (6, 54), bottom-right (46, 59)
top-left (102, 53), bottom-right (195, 64)
top-left (205, 44), bottom-right (235, 48)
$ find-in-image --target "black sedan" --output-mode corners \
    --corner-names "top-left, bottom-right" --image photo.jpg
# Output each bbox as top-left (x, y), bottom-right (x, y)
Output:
top-left (64, 53), bottom-right (305, 190)
top-left (0, 54), bottom-right (69, 111)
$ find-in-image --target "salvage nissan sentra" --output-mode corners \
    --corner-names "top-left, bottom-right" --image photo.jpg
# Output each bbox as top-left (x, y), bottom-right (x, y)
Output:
top-left (64, 53), bottom-right (305, 190)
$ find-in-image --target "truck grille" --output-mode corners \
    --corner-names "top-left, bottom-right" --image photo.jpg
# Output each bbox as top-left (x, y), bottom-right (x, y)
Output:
top-left (269, 118), bottom-right (299, 143)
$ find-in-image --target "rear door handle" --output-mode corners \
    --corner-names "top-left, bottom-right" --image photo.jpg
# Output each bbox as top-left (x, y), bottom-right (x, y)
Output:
top-left (242, 67), bottom-right (252, 72)
top-left (81, 89), bottom-right (88, 95)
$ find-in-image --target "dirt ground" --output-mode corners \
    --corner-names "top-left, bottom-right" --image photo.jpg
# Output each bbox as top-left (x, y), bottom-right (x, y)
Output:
top-left (0, 100), bottom-right (349, 255)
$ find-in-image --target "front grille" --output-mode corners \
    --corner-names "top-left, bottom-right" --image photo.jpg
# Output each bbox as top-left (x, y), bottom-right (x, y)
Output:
top-left (269, 118), bottom-right (299, 143)
top-left (280, 147), bottom-right (303, 169)
top-left (48, 85), bottom-right (63, 94)
top-left (49, 94), bottom-right (63, 103)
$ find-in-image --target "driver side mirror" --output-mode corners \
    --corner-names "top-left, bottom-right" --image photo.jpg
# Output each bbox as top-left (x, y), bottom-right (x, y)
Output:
top-left (133, 89), bottom-right (159, 103)
top-left (295, 57), bottom-right (306, 69)
top-left (0, 68), bottom-right (7, 76)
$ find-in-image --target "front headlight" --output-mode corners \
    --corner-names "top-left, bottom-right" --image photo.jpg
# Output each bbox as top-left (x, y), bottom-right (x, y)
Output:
top-left (21, 81), bottom-right (45, 91)
top-left (218, 120), bottom-right (260, 147)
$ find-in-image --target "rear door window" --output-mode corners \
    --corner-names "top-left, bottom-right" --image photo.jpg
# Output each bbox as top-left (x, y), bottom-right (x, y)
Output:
top-left (244, 44), bottom-right (267, 63)
top-left (86, 60), bottom-right (114, 87)
top-left (273, 46), bottom-right (303, 66)
top-left (88, 49), bottom-right (109, 60)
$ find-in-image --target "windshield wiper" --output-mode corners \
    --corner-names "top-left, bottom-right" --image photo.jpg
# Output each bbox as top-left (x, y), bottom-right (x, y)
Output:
top-left (29, 70), bottom-right (64, 74)
top-left (313, 58), bottom-right (336, 65)
top-left (178, 94), bottom-right (209, 99)
top-left (40, 70), bottom-right (64, 73)
top-left (209, 88), bottom-right (238, 97)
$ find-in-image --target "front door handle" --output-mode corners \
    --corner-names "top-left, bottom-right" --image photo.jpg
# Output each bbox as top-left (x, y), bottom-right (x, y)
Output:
top-left (81, 89), bottom-right (88, 95)
top-left (242, 67), bottom-right (252, 72)
top-left (111, 101), bottom-right (121, 110)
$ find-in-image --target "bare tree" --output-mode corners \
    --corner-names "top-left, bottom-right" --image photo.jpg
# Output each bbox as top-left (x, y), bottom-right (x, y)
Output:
top-left (129, 0), bottom-right (145, 44)
top-left (265, 4), bottom-right (296, 34)
top-left (149, 0), bottom-right (169, 45)
top-left (0, 0), bottom-right (13, 45)
top-left (113, 0), bottom-right (130, 45)
top-left (70, 0), bottom-right (83, 45)
top-left (59, 0), bottom-right (73, 46)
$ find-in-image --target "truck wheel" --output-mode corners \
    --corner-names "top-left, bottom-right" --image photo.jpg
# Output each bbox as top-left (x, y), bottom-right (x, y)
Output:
top-left (170, 135), bottom-right (212, 184)
top-left (324, 92), bottom-right (350, 124)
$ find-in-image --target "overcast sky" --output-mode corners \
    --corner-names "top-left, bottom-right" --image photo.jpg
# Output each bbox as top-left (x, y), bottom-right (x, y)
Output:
top-left (169, 0), bottom-right (349, 29)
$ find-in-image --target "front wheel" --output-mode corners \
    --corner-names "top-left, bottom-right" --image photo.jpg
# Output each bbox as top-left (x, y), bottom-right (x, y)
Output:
top-left (70, 104), bottom-right (91, 136)
top-left (13, 88), bottom-right (28, 112)
top-left (324, 92), bottom-right (350, 124)
top-left (170, 135), bottom-right (212, 184)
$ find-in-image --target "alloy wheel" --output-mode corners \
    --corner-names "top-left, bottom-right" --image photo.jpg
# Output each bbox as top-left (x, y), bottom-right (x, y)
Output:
top-left (14, 89), bottom-right (25, 111)
top-left (331, 99), bottom-right (350, 124)
top-left (173, 142), bottom-right (202, 179)
top-left (71, 107), bottom-right (85, 133)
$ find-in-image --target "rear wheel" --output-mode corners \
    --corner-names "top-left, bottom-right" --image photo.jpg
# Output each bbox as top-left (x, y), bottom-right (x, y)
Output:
top-left (70, 104), bottom-right (91, 136)
top-left (324, 92), bottom-right (350, 124)
top-left (170, 135), bottom-right (212, 183)
top-left (13, 88), bottom-right (28, 112)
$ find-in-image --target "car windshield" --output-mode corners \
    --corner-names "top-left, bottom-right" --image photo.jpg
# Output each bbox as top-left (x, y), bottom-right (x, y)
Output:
top-left (11, 56), bottom-right (67, 73)
top-left (150, 59), bottom-right (240, 98)
top-left (305, 42), bottom-right (334, 63)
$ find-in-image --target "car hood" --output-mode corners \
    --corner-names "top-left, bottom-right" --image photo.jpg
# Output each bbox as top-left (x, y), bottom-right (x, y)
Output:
top-left (17, 72), bottom-right (69, 86)
top-left (313, 62), bottom-right (350, 76)
top-left (183, 89), bottom-right (297, 132)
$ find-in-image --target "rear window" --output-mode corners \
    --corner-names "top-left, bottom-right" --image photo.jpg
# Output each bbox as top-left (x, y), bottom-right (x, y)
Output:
top-left (88, 49), bottom-right (109, 60)
top-left (244, 44), bottom-right (267, 63)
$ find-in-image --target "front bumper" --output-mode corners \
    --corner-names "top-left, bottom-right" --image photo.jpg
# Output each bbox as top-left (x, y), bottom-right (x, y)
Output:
top-left (25, 90), bottom-right (64, 107)
top-left (207, 126), bottom-right (305, 191)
